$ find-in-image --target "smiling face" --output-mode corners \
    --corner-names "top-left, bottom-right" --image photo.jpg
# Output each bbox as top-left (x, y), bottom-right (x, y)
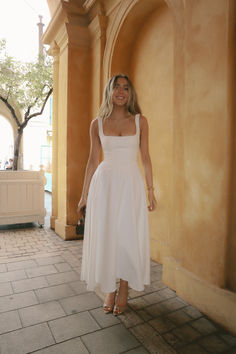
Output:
top-left (112, 77), bottom-right (130, 107)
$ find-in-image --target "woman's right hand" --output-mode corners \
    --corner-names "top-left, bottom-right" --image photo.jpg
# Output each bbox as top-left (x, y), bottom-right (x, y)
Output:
top-left (77, 197), bottom-right (87, 218)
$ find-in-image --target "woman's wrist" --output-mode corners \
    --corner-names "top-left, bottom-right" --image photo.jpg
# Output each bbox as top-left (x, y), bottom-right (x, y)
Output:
top-left (79, 194), bottom-right (88, 204)
top-left (147, 185), bottom-right (154, 191)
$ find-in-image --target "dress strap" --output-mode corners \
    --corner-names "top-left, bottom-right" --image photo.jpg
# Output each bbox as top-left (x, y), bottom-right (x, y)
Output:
top-left (97, 117), bottom-right (103, 138)
top-left (135, 114), bottom-right (140, 137)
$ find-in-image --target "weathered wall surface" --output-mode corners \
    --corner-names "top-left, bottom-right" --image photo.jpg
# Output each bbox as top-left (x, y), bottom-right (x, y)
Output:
top-left (130, 5), bottom-right (173, 264)
top-left (166, 0), bottom-right (230, 288)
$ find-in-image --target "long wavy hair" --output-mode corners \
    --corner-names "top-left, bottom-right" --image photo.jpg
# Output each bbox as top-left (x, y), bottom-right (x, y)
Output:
top-left (98, 74), bottom-right (141, 120)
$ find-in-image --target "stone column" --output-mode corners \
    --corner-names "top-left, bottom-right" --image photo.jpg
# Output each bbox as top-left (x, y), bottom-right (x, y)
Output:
top-left (43, 3), bottom-right (91, 239)
top-left (49, 41), bottom-right (59, 230)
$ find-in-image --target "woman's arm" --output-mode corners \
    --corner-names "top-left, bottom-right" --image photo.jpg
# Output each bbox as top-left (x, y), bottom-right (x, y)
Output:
top-left (77, 118), bottom-right (101, 216)
top-left (139, 115), bottom-right (157, 211)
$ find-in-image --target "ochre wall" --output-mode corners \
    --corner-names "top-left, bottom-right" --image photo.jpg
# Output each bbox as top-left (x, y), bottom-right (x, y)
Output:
top-left (56, 46), bottom-right (68, 225)
top-left (130, 5), bottom-right (173, 264)
top-left (66, 45), bottom-right (90, 226)
top-left (170, 0), bottom-right (230, 287)
top-left (226, 0), bottom-right (236, 292)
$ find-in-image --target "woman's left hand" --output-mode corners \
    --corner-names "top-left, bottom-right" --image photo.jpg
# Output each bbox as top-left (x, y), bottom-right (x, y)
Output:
top-left (148, 190), bottom-right (157, 212)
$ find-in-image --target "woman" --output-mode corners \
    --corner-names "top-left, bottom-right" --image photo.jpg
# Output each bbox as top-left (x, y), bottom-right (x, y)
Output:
top-left (77, 74), bottom-right (157, 315)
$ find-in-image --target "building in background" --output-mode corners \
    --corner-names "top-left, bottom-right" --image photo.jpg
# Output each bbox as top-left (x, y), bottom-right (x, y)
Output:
top-left (23, 15), bottom-right (52, 191)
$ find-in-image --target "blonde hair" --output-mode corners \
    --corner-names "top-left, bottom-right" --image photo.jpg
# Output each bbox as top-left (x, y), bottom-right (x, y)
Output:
top-left (98, 74), bottom-right (141, 120)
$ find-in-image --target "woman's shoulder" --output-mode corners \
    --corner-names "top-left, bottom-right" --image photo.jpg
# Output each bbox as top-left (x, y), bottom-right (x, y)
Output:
top-left (139, 114), bottom-right (148, 129)
top-left (90, 117), bottom-right (100, 135)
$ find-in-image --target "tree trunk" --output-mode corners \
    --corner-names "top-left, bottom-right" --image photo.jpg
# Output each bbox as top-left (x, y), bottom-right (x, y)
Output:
top-left (13, 128), bottom-right (23, 170)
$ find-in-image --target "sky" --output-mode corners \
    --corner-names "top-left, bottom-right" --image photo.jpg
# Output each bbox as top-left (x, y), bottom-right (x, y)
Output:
top-left (0, 0), bottom-right (51, 62)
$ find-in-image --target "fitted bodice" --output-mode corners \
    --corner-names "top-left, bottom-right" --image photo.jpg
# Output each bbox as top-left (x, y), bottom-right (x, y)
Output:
top-left (98, 114), bottom-right (140, 165)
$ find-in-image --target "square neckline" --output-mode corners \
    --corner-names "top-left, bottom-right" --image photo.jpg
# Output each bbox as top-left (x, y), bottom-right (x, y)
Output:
top-left (101, 114), bottom-right (138, 138)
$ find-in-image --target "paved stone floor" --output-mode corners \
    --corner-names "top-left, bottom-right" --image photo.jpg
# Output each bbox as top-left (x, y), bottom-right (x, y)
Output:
top-left (0, 194), bottom-right (235, 353)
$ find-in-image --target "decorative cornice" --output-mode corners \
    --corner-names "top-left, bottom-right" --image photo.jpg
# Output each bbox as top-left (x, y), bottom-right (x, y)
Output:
top-left (88, 12), bottom-right (107, 45)
top-left (47, 40), bottom-right (60, 61)
top-left (43, 0), bottom-right (87, 45)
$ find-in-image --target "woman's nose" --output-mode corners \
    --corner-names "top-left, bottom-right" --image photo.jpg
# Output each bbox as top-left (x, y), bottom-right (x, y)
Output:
top-left (118, 86), bottom-right (124, 93)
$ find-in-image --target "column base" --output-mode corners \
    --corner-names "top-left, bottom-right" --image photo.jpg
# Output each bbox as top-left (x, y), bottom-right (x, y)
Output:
top-left (55, 219), bottom-right (83, 240)
top-left (163, 257), bottom-right (236, 335)
top-left (50, 215), bottom-right (57, 230)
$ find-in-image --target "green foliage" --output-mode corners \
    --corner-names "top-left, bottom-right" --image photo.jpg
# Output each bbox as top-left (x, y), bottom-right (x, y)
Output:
top-left (0, 39), bottom-right (53, 115)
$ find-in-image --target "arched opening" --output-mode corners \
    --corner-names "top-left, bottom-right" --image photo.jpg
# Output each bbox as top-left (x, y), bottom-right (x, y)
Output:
top-left (109, 1), bottom-right (174, 262)
top-left (0, 115), bottom-right (14, 170)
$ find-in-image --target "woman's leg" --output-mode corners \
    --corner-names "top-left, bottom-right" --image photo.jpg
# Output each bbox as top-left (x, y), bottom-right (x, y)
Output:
top-left (113, 279), bottom-right (128, 315)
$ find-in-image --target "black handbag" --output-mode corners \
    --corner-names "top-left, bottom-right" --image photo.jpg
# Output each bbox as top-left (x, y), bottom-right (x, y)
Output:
top-left (76, 206), bottom-right (86, 235)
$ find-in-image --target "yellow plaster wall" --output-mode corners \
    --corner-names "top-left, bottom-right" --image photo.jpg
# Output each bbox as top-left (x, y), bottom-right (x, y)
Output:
top-left (170, 0), bottom-right (230, 288)
top-left (67, 45), bottom-right (90, 225)
top-left (90, 40), bottom-right (101, 118)
top-left (226, 0), bottom-right (236, 292)
top-left (56, 47), bottom-right (68, 225)
top-left (130, 5), bottom-right (173, 264)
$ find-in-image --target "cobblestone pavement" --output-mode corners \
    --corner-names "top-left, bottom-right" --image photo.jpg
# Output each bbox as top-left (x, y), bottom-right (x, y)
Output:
top-left (0, 220), bottom-right (236, 353)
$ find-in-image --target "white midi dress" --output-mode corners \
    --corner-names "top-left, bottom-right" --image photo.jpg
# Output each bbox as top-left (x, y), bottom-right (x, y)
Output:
top-left (81, 114), bottom-right (150, 293)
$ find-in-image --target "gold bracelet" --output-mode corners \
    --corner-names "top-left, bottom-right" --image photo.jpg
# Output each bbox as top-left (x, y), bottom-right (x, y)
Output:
top-left (147, 186), bottom-right (154, 191)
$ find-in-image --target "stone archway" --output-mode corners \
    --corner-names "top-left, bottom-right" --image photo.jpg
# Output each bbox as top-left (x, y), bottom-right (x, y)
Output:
top-left (0, 100), bottom-right (24, 169)
top-left (0, 100), bottom-right (18, 139)
top-left (104, 0), bottom-right (174, 263)
top-left (0, 115), bottom-right (14, 168)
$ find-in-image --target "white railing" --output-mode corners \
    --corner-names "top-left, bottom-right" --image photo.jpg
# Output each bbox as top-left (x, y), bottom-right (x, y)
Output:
top-left (0, 171), bottom-right (46, 226)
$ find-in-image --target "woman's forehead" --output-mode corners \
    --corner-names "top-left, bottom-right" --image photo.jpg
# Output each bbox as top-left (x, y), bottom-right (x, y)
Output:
top-left (115, 77), bottom-right (129, 86)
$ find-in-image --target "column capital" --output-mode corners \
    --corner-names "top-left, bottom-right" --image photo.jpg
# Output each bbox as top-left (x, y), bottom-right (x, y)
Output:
top-left (43, 0), bottom-right (90, 50)
top-left (48, 40), bottom-right (60, 61)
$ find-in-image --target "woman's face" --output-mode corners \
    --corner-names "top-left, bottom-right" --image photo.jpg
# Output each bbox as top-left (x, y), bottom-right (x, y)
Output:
top-left (112, 77), bottom-right (129, 107)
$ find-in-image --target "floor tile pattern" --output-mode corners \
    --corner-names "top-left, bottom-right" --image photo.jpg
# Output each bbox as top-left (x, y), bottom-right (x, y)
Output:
top-left (0, 216), bottom-right (235, 353)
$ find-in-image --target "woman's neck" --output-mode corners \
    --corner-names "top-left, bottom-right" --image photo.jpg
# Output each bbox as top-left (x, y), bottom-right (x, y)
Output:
top-left (110, 105), bottom-right (130, 120)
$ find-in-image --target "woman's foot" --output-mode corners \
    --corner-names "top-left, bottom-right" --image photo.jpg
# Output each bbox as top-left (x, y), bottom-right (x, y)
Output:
top-left (113, 280), bottom-right (128, 316)
top-left (103, 290), bottom-right (117, 314)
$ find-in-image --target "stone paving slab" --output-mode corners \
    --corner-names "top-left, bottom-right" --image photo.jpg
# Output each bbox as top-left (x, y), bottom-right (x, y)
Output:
top-left (124, 347), bottom-right (150, 354)
top-left (0, 323), bottom-right (55, 354)
top-left (81, 323), bottom-right (140, 354)
top-left (0, 310), bottom-right (22, 335)
top-left (49, 311), bottom-right (100, 343)
top-left (0, 224), bottom-right (235, 354)
top-left (35, 283), bottom-right (76, 303)
top-left (0, 282), bottom-right (13, 297)
top-left (6, 259), bottom-right (38, 271)
top-left (0, 290), bottom-right (38, 313)
top-left (130, 322), bottom-right (176, 354)
top-left (46, 270), bottom-right (80, 285)
top-left (33, 337), bottom-right (89, 354)
top-left (19, 300), bottom-right (66, 327)
top-left (12, 276), bottom-right (48, 293)
top-left (0, 269), bottom-right (27, 283)
top-left (59, 292), bottom-right (103, 315)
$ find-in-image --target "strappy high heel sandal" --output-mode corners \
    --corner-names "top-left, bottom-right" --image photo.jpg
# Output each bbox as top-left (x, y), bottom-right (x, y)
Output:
top-left (113, 304), bottom-right (127, 316)
top-left (113, 287), bottom-right (128, 316)
top-left (103, 290), bottom-right (117, 314)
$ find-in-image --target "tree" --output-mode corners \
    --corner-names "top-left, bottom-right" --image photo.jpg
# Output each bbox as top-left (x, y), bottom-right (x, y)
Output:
top-left (0, 39), bottom-right (53, 170)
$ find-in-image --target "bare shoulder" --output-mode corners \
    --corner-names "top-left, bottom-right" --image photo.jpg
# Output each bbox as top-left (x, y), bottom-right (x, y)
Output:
top-left (139, 115), bottom-right (149, 130)
top-left (90, 118), bottom-right (99, 134)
